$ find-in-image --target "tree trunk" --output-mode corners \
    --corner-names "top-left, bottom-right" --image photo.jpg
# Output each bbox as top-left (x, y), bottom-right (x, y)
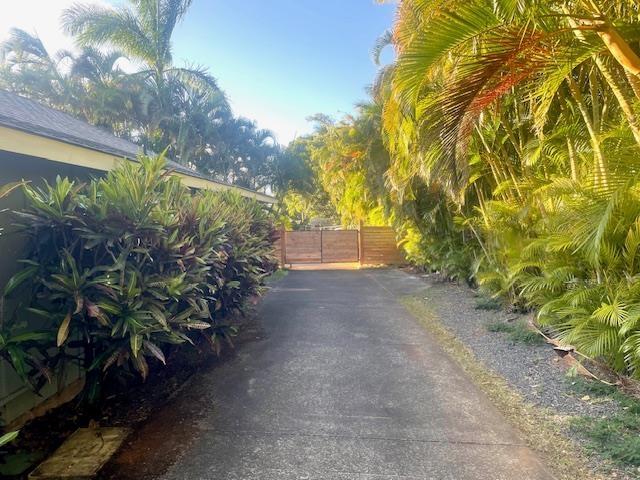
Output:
top-left (595, 24), bottom-right (640, 77)
top-left (594, 56), bottom-right (640, 146)
top-left (577, 2), bottom-right (640, 76)
top-left (567, 75), bottom-right (607, 188)
top-left (625, 70), bottom-right (640, 100)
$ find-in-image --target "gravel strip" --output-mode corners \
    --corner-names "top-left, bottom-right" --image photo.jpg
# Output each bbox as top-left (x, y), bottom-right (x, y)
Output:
top-left (393, 271), bottom-right (640, 479)
top-left (413, 273), bottom-right (620, 419)
top-left (368, 268), bottom-right (640, 479)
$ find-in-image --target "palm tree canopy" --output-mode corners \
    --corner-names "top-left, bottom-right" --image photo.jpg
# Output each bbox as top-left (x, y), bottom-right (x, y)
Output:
top-left (1, 5), bottom-right (280, 190)
top-left (62, 0), bottom-right (191, 72)
top-left (62, 0), bottom-right (218, 93)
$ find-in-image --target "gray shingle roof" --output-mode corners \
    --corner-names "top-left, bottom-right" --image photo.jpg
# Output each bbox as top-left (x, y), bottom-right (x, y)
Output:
top-left (0, 89), bottom-right (219, 183)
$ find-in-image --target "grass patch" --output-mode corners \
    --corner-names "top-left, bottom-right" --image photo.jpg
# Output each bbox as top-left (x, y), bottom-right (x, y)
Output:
top-left (475, 296), bottom-right (502, 310)
top-left (400, 292), bottom-right (599, 480)
top-left (568, 378), bottom-right (640, 468)
top-left (265, 268), bottom-right (289, 284)
top-left (508, 322), bottom-right (545, 345)
top-left (485, 319), bottom-right (545, 345)
top-left (486, 320), bottom-right (513, 333)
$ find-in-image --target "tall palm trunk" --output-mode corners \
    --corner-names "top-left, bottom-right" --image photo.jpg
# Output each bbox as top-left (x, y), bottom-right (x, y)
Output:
top-left (594, 56), bottom-right (640, 146)
top-left (579, 1), bottom-right (640, 76)
top-left (625, 70), bottom-right (640, 100)
top-left (593, 22), bottom-right (640, 76)
top-left (565, 9), bottom-right (640, 146)
top-left (566, 138), bottom-right (579, 182)
top-left (566, 75), bottom-right (608, 188)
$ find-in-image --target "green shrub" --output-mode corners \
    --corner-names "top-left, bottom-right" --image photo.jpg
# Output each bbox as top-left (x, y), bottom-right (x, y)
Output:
top-left (2, 155), bottom-right (277, 401)
top-left (507, 322), bottom-right (545, 345)
top-left (401, 219), bottom-right (475, 283)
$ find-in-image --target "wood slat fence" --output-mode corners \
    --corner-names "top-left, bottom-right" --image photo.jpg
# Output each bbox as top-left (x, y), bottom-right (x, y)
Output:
top-left (359, 226), bottom-right (405, 265)
top-left (276, 224), bottom-right (404, 266)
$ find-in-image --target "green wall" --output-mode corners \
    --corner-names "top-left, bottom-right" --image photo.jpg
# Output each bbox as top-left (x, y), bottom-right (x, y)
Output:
top-left (0, 151), bottom-right (102, 285)
top-left (0, 151), bottom-right (103, 426)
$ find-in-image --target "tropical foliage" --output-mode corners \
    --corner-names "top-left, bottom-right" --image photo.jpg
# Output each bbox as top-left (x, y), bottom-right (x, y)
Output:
top-left (1, 156), bottom-right (277, 401)
top-left (277, 107), bottom-right (390, 229)
top-left (0, 0), bottom-right (279, 189)
top-left (274, 136), bottom-right (339, 229)
top-left (290, 0), bottom-right (640, 377)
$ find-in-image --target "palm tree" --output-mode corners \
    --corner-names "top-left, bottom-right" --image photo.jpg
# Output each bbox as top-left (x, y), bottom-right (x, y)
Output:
top-left (0, 2), bottom-right (283, 190)
top-left (0, 28), bottom-right (73, 108)
top-left (369, 0), bottom-right (640, 373)
top-left (62, 46), bottom-right (136, 135)
top-left (172, 87), bottom-right (233, 165)
top-left (384, 0), bottom-right (640, 194)
top-left (201, 117), bottom-right (278, 189)
top-left (61, 0), bottom-right (224, 148)
top-left (0, 28), bottom-right (133, 134)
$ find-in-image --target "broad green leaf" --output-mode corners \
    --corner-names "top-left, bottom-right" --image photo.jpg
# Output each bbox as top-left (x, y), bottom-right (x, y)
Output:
top-left (56, 311), bottom-right (72, 347)
top-left (144, 341), bottom-right (166, 365)
top-left (184, 321), bottom-right (211, 330)
top-left (9, 332), bottom-right (51, 343)
top-left (3, 266), bottom-right (38, 297)
top-left (0, 430), bottom-right (19, 447)
top-left (130, 334), bottom-right (142, 357)
top-left (6, 345), bottom-right (27, 380)
top-left (0, 181), bottom-right (27, 199)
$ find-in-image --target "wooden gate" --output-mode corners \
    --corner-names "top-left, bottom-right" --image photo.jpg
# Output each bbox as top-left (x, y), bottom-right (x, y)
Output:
top-left (359, 226), bottom-right (405, 265)
top-left (321, 230), bottom-right (359, 263)
top-left (278, 226), bottom-right (404, 266)
top-left (284, 231), bottom-right (322, 263)
top-left (283, 230), bottom-right (358, 264)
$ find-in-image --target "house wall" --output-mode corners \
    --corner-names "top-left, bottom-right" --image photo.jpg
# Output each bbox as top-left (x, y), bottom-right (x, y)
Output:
top-left (0, 148), bottom-right (274, 426)
top-left (0, 152), bottom-right (101, 426)
top-left (0, 125), bottom-right (276, 204)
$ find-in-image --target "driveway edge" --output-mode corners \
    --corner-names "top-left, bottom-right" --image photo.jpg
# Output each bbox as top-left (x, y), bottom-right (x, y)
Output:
top-left (400, 293), bottom-right (598, 480)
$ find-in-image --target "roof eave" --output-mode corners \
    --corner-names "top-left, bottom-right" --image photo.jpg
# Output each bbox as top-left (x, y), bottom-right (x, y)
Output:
top-left (0, 125), bottom-right (276, 204)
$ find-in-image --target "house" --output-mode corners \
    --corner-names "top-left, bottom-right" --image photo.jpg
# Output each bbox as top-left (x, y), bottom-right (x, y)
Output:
top-left (0, 89), bottom-right (275, 203)
top-left (0, 89), bottom-right (274, 426)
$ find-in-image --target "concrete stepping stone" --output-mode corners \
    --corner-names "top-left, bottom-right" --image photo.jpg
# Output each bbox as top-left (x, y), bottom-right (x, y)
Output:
top-left (29, 427), bottom-right (130, 479)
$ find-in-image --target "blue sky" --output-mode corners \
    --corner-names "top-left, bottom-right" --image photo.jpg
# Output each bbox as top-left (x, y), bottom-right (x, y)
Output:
top-left (2, 0), bottom-right (396, 145)
top-left (172, 1), bottom-right (396, 143)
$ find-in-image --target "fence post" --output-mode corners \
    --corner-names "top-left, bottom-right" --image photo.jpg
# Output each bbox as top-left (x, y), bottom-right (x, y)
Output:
top-left (280, 225), bottom-right (286, 267)
top-left (358, 220), bottom-right (364, 265)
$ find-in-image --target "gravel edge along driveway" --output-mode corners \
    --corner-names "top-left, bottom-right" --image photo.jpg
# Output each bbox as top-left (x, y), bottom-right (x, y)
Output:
top-left (390, 269), bottom-right (638, 480)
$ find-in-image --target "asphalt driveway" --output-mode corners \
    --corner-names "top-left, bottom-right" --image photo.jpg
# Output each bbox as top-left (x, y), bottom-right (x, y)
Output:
top-left (115, 269), bottom-right (555, 479)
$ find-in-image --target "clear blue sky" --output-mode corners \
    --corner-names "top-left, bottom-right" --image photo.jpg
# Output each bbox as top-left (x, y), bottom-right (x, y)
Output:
top-left (171, 0), bottom-right (396, 144)
top-left (2, 1), bottom-right (396, 144)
